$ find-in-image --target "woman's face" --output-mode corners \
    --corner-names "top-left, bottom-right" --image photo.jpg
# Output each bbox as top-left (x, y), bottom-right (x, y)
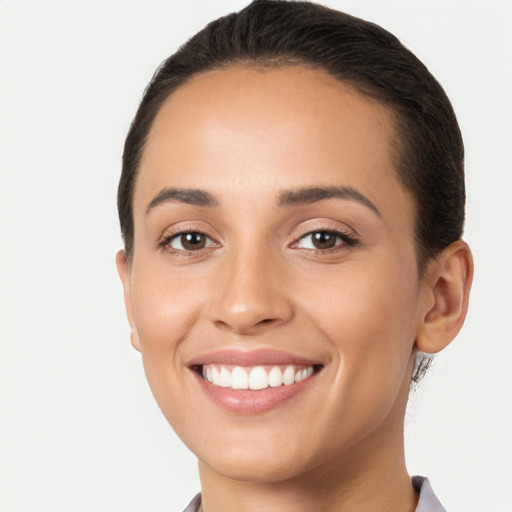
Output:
top-left (119, 66), bottom-right (432, 483)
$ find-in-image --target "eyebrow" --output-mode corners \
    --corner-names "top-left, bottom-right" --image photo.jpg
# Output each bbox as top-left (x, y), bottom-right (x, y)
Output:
top-left (146, 185), bottom-right (381, 217)
top-left (146, 187), bottom-right (219, 213)
top-left (277, 186), bottom-right (381, 217)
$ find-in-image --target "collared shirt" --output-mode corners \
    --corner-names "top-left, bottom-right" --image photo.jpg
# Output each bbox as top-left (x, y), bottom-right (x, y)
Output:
top-left (413, 476), bottom-right (447, 512)
top-left (182, 476), bottom-right (446, 512)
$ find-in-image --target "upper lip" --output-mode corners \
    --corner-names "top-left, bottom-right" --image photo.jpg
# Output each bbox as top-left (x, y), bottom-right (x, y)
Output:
top-left (187, 349), bottom-right (322, 367)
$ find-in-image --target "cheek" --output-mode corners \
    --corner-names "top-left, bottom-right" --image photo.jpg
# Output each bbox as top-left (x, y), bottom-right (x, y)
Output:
top-left (131, 260), bottom-right (205, 345)
top-left (302, 253), bottom-right (420, 405)
top-left (305, 250), bottom-right (418, 339)
top-left (129, 265), bottom-right (205, 406)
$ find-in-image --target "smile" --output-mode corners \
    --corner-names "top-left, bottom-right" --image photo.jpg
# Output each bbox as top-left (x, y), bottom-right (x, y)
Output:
top-left (201, 364), bottom-right (315, 390)
top-left (188, 349), bottom-right (323, 414)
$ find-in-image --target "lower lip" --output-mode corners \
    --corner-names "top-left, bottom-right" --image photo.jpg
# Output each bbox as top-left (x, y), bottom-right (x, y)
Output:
top-left (193, 371), bottom-right (317, 414)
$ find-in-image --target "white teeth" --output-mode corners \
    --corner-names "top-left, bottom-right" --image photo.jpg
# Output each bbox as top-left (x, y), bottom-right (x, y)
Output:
top-left (268, 366), bottom-right (283, 387)
top-left (249, 366), bottom-right (268, 390)
top-left (211, 366), bottom-right (221, 386)
top-left (283, 366), bottom-right (295, 385)
top-left (231, 366), bottom-right (249, 389)
top-left (201, 363), bottom-right (315, 390)
top-left (220, 367), bottom-right (231, 387)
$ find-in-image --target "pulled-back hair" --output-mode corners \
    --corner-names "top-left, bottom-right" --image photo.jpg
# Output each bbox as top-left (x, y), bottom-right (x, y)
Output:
top-left (118, 0), bottom-right (466, 380)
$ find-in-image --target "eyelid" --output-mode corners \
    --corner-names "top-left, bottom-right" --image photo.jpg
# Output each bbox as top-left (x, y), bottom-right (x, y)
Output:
top-left (293, 230), bottom-right (357, 250)
top-left (156, 220), bottom-right (358, 255)
top-left (291, 219), bottom-right (357, 240)
top-left (289, 220), bottom-right (359, 250)
top-left (157, 223), bottom-right (220, 253)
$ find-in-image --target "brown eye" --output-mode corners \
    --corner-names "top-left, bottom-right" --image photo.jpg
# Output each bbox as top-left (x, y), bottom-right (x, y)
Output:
top-left (168, 232), bottom-right (212, 251)
top-left (311, 231), bottom-right (337, 249)
top-left (295, 230), bottom-right (356, 251)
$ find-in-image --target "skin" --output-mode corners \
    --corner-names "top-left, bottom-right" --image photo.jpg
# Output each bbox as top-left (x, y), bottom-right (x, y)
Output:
top-left (117, 66), bottom-right (473, 512)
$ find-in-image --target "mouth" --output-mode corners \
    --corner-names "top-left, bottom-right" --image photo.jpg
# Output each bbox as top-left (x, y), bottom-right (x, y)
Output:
top-left (195, 363), bottom-right (319, 390)
top-left (188, 350), bottom-right (324, 414)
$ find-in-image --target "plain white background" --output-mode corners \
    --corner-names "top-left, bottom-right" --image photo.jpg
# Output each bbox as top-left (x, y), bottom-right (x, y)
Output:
top-left (0, 1), bottom-right (511, 511)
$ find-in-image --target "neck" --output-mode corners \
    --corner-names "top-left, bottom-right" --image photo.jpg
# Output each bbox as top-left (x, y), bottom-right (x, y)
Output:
top-left (198, 414), bottom-right (418, 512)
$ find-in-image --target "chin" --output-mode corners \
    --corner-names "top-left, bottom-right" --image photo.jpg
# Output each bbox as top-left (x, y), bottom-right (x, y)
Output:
top-left (185, 424), bottom-right (318, 484)
top-left (200, 451), bottom-right (311, 484)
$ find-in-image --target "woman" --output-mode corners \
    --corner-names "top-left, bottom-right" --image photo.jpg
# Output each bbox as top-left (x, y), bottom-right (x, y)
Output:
top-left (116, 1), bottom-right (473, 510)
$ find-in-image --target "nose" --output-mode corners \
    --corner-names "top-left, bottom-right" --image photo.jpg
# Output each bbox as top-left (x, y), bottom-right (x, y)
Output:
top-left (207, 248), bottom-right (294, 335)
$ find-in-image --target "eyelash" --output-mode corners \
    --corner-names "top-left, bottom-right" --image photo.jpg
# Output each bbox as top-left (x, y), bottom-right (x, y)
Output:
top-left (158, 226), bottom-right (358, 256)
top-left (158, 228), bottom-right (218, 257)
top-left (293, 229), bottom-right (358, 252)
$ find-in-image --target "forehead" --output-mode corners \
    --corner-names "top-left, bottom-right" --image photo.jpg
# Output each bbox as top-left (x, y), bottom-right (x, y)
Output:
top-left (136, 65), bottom-right (413, 223)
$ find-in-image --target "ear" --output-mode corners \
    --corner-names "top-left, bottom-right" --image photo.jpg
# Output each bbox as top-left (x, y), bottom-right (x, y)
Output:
top-left (416, 240), bottom-right (474, 354)
top-left (115, 250), bottom-right (141, 352)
